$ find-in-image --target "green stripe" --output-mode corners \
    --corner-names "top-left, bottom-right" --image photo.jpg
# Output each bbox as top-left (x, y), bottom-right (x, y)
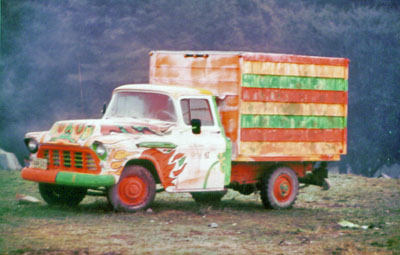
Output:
top-left (241, 115), bottom-right (347, 129)
top-left (56, 172), bottom-right (115, 188)
top-left (242, 74), bottom-right (348, 91)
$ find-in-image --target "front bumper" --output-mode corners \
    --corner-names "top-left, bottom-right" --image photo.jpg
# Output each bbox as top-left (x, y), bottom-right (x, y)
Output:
top-left (21, 168), bottom-right (116, 188)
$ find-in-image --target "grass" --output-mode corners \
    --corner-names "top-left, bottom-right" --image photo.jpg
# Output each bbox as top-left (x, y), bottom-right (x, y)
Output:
top-left (0, 171), bottom-right (399, 255)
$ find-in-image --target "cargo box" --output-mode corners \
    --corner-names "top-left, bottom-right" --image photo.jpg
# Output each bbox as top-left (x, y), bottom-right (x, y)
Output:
top-left (149, 51), bottom-right (349, 162)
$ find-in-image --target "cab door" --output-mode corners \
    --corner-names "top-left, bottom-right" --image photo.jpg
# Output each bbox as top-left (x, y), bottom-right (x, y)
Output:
top-left (173, 96), bottom-right (231, 191)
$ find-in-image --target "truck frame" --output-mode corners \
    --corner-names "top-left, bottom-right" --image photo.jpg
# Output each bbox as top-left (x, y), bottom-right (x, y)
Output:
top-left (21, 51), bottom-right (349, 211)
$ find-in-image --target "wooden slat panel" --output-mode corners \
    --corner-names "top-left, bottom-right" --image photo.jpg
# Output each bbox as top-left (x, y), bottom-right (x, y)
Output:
top-left (241, 87), bottom-right (348, 104)
top-left (243, 53), bottom-right (349, 66)
top-left (241, 128), bottom-right (346, 142)
top-left (240, 115), bottom-right (347, 129)
top-left (234, 154), bottom-right (341, 162)
top-left (242, 74), bottom-right (348, 91)
top-left (240, 141), bottom-right (344, 156)
top-left (243, 61), bottom-right (348, 79)
top-left (240, 102), bottom-right (346, 117)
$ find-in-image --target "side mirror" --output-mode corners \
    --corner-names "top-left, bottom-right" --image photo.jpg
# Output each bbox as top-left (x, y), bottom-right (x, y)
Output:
top-left (101, 103), bottom-right (107, 115)
top-left (191, 119), bottom-right (201, 134)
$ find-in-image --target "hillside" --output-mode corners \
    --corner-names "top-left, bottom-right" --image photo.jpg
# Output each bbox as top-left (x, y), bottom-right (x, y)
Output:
top-left (0, 171), bottom-right (399, 254)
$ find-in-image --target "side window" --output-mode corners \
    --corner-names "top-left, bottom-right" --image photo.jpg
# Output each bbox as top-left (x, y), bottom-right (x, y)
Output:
top-left (180, 99), bottom-right (214, 126)
top-left (181, 99), bottom-right (190, 125)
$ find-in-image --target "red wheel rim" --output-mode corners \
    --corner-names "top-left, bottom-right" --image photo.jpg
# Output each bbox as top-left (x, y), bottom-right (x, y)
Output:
top-left (273, 174), bottom-right (293, 203)
top-left (118, 176), bottom-right (148, 206)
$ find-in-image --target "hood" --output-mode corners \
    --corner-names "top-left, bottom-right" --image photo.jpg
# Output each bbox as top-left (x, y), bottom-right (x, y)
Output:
top-left (44, 118), bottom-right (175, 146)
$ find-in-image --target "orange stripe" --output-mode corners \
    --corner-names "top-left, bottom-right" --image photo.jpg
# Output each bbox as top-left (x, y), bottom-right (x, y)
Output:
top-left (241, 128), bottom-right (346, 142)
top-left (21, 168), bottom-right (58, 183)
top-left (240, 102), bottom-right (346, 117)
top-left (234, 154), bottom-right (341, 162)
top-left (241, 87), bottom-right (348, 104)
top-left (243, 61), bottom-right (348, 79)
top-left (243, 53), bottom-right (349, 66)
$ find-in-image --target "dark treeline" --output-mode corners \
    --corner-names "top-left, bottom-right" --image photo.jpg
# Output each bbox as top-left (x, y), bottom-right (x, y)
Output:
top-left (1, 0), bottom-right (399, 176)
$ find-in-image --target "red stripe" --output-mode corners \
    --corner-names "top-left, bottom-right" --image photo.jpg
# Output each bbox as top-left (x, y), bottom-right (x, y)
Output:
top-left (241, 128), bottom-right (346, 142)
top-left (241, 87), bottom-right (348, 104)
top-left (243, 53), bottom-right (349, 66)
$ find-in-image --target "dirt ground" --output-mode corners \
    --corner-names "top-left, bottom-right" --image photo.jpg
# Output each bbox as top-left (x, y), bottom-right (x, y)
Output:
top-left (0, 171), bottom-right (399, 254)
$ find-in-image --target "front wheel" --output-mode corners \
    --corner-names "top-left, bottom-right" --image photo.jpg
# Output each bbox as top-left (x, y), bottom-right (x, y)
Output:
top-left (260, 167), bottom-right (299, 209)
top-left (108, 165), bottom-right (156, 212)
top-left (38, 183), bottom-right (87, 207)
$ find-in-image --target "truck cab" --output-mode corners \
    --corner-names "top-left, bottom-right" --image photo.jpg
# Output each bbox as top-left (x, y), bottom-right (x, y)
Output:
top-left (22, 84), bottom-right (231, 211)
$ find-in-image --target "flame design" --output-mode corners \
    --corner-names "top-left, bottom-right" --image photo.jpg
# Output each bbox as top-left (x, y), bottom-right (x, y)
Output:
top-left (141, 148), bottom-right (187, 189)
top-left (110, 150), bottom-right (139, 173)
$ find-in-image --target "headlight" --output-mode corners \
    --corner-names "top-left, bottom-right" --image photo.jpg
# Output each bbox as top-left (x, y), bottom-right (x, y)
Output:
top-left (93, 141), bottom-right (107, 158)
top-left (24, 138), bottom-right (38, 153)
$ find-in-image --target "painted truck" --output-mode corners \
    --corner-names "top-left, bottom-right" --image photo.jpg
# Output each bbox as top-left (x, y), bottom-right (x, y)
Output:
top-left (21, 51), bottom-right (349, 211)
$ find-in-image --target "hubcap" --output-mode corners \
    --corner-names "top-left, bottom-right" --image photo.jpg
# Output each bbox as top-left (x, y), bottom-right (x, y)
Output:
top-left (118, 176), bottom-right (148, 206)
top-left (273, 174), bottom-right (293, 203)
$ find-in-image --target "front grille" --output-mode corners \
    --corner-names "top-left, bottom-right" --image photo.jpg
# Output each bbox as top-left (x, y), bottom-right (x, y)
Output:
top-left (38, 144), bottom-right (100, 173)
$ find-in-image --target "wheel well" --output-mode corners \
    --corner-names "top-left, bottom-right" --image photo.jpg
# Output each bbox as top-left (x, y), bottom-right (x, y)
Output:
top-left (263, 163), bottom-right (307, 178)
top-left (231, 162), bottom-right (305, 188)
top-left (259, 164), bottom-right (286, 179)
top-left (125, 159), bottom-right (161, 184)
top-left (256, 164), bottom-right (295, 190)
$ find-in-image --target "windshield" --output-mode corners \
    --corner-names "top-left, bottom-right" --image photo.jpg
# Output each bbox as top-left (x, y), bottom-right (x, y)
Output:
top-left (104, 91), bottom-right (177, 122)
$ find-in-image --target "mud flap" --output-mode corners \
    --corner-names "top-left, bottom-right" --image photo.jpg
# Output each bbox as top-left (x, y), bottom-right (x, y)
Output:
top-left (299, 162), bottom-right (330, 190)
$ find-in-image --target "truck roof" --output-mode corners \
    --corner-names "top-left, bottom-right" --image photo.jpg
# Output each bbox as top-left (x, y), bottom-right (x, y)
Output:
top-left (150, 50), bottom-right (349, 66)
top-left (114, 84), bottom-right (213, 98)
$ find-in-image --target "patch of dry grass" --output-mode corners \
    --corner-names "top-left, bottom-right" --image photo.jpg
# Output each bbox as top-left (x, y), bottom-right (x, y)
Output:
top-left (0, 171), bottom-right (399, 254)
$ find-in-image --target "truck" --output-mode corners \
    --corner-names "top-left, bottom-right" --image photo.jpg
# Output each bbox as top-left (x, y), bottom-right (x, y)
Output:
top-left (21, 51), bottom-right (349, 212)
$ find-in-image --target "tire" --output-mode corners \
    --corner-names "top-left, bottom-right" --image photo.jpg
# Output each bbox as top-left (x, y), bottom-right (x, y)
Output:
top-left (108, 165), bottom-right (156, 212)
top-left (260, 166), bottom-right (299, 209)
top-left (38, 183), bottom-right (87, 207)
top-left (191, 190), bottom-right (227, 203)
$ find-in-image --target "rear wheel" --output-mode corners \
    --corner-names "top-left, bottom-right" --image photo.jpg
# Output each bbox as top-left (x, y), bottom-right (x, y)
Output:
top-left (38, 183), bottom-right (87, 207)
top-left (108, 165), bottom-right (156, 212)
top-left (191, 190), bottom-right (227, 203)
top-left (260, 167), bottom-right (299, 209)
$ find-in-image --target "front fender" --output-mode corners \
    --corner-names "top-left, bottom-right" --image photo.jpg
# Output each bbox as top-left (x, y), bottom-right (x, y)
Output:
top-left (91, 132), bottom-right (185, 190)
